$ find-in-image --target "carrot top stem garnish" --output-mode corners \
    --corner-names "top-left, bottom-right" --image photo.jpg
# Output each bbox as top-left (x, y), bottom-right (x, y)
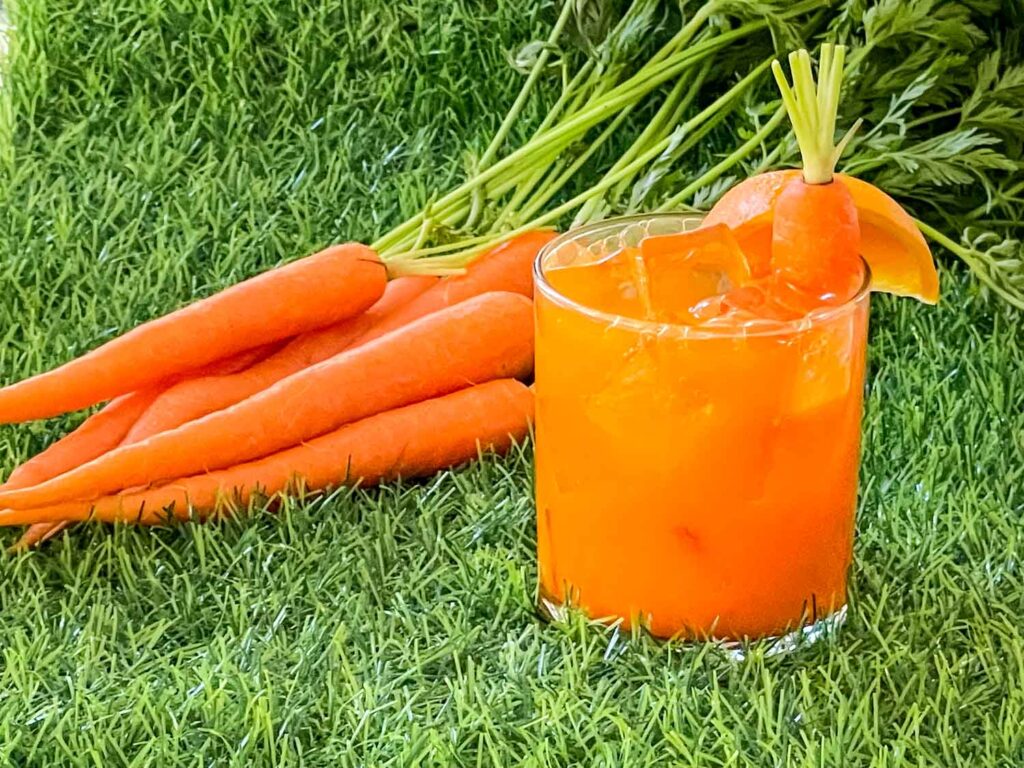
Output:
top-left (763, 44), bottom-right (866, 300)
top-left (771, 45), bottom-right (862, 186)
top-left (705, 42), bottom-right (942, 304)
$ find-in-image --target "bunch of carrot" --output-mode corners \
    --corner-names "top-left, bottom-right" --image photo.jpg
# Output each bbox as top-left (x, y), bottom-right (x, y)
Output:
top-left (0, 0), bottom-right (717, 549)
top-left (0, 232), bottom-right (554, 548)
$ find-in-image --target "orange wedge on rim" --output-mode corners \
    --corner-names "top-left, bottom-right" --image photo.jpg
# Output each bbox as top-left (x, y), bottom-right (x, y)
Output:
top-left (705, 170), bottom-right (939, 304)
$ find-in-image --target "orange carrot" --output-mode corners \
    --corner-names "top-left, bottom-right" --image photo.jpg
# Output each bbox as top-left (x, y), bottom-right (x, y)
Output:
top-left (0, 244), bottom-right (386, 423)
top-left (10, 521), bottom-right (69, 550)
top-left (0, 380), bottom-right (534, 527)
top-left (4, 392), bottom-right (158, 550)
top-left (123, 275), bottom-right (437, 443)
top-left (769, 47), bottom-right (863, 300)
top-left (121, 230), bottom-right (553, 443)
top-left (121, 229), bottom-right (554, 443)
top-left (355, 230), bottom-right (555, 346)
top-left (772, 180), bottom-right (861, 299)
top-left (3, 342), bottom-right (276, 493)
top-left (194, 342), bottom-right (287, 377)
top-left (4, 342), bottom-right (282, 550)
top-left (4, 391), bottom-right (159, 492)
top-left (0, 292), bottom-right (534, 509)
top-left (4, 342), bottom-right (274, 491)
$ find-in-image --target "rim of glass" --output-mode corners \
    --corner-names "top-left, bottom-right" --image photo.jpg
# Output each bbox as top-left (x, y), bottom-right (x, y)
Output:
top-left (533, 213), bottom-right (872, 339)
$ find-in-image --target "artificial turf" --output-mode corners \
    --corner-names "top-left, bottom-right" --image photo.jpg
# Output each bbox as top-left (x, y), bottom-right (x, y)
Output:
top-left (0, 0), bottom-right (1022, 765)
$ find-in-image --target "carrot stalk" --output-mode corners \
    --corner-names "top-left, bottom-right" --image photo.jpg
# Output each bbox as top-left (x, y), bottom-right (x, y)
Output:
top-left (123, 275), bottom-right (437, 443)
top-left (0, 380), bottom-right (533, 527)
top-left (0, 292), bottom-right (534, 510)
top-left (0, 244), bottom-right (386, 423)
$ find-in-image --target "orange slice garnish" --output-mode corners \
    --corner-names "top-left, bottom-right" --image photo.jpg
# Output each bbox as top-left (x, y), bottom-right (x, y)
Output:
top-left (705, 170), bottom-right (939, 304)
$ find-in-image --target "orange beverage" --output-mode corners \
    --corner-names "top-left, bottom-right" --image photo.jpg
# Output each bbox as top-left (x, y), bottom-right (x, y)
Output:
top-left (534, 214), bottom-right (870, 640)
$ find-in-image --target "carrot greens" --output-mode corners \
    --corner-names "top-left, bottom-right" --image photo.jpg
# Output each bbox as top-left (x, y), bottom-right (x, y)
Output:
top-left (381, 0), bottom-right (1023, 309)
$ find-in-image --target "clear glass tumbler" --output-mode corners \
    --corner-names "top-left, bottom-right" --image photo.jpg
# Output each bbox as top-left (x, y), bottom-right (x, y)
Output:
top-left (533, 214), bottom-right (870, 641)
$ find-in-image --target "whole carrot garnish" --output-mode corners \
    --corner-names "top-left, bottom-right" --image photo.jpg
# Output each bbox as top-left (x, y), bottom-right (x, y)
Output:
top-left (122, 275), bottom-right (437, 443)
top-left (0, 380), bottom-right (534, 528)
top-left (769, 45), bottom-right (864, 301)
top-left (0, 292), bottom-right (534, 510)
top-left (0, 243), bottom-right (386, 423)
top-left (704, 45), bottom-right (939, 305)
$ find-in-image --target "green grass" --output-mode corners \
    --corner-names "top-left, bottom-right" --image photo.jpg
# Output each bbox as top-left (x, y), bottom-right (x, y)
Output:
top-left (0, 0), bottom-right (1023, 765)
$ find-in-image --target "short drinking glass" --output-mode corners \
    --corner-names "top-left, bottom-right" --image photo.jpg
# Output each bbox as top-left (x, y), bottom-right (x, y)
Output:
top-left (533, 214), bottom-right (870, 641)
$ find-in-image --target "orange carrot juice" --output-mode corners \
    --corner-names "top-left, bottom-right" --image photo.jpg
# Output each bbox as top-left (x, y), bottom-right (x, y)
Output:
top-left (534, 214), bottom-right (869, 640)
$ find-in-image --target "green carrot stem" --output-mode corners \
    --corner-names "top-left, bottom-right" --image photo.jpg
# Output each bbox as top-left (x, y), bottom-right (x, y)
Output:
top-left (576, 59), bottom-right (708, 224)
top-left (463, 2), bottom-right (576, 230)
top-left (492, 163), bottom-right (559, 231)
top-left (914, 220), bottom-right (1024, 310)
top-left (395, 61), bottom-right (777, 267)
top-left (384, 260), bottom-right (467, 278)
top-left (614, 59), bottom-right (711, 197)
top-left (373, 16), bottom-right (778, 256)
top-left (650, 1), bottom-right (720, 66)
top-left (477, 2), bottom-right (574, 172)
top-left (752, 136), bottom-right (786, 174)
top-left (515, 106), bottom-right (637, 225)
top-left (485, 11), bottom-right (708, 232)
top-left (771, 44), bottom-right (859, 184)
top-left (379, 0), bottom-right (826, 269)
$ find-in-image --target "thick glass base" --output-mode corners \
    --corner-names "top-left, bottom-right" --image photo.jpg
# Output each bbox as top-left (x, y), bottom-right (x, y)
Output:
top-left (538, 594), bottom-right (847, 660)
top-left (716, 605), bottom-right (847, 661)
